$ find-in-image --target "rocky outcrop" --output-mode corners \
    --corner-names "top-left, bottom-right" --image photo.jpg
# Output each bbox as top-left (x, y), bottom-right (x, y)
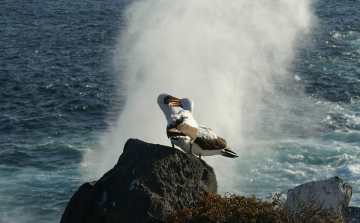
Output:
top-left (286, 176), bottom-right (352, 220)
top-left (61, 138), bottom-right (218, 223)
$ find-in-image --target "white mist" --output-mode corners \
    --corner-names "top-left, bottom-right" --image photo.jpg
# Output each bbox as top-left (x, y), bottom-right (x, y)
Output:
top-left (84, 0), bottom-right (316, 196)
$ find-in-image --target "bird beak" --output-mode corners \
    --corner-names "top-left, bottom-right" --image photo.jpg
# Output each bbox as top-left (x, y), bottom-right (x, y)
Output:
top-left (169, 101), bottom-right (182, 107)
top-left (164, 95), bottom-right (182, 107)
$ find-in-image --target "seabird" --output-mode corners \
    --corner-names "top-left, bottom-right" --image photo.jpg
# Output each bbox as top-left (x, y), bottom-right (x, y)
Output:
top-left (157, 93), bottom-right (188, 148)
top-left (169, 109), bottom-right (198, 154)
top-left (169, 97), bottom-right (238, 159)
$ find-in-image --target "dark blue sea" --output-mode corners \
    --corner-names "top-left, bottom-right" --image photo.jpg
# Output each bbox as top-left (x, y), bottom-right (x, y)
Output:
top-left (1, 0), bottom-right (360, 222)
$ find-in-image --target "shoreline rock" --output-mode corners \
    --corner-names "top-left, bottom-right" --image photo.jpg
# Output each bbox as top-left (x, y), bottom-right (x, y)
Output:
top-left (61, 138), bottom-right (217, 223)
top-left (286, 176), bottom-right (352, 221)
top-left (60, 138), bottom-right (360, 222)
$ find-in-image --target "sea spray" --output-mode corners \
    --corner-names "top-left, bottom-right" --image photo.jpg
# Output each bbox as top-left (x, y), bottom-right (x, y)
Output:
top-left (84, 0), bottom-right (316, 195)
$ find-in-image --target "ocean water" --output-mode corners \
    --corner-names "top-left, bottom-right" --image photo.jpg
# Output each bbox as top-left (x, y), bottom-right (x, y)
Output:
top-left (1, 0), bottom-right (360, 222)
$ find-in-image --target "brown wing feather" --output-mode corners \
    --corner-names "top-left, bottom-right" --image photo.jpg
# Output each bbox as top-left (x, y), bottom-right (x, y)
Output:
top-left (176, 123), bottom-right (198, 140)
top-left (166, 124), bottom-right (185, 138)
top-left (195, 136), bottom-right (227, 150)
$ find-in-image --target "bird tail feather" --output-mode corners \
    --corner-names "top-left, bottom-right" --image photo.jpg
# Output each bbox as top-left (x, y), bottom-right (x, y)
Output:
top-left (221, 148), bottom-right (238, 158)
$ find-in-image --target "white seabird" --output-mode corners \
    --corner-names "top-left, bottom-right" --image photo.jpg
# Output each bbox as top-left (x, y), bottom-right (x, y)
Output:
top-left (169, 97), bottom-right (238, 159)
top-left (169, 109), bottom-right (199, 154)
top-left (157, 93), bottom-right (189, 148)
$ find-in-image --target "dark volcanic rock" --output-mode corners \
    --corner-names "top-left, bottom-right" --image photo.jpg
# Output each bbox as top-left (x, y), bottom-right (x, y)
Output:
top-left (347, 206), bottom-right (360, 223)
top-left (61, 138), bottom-right (218, 223)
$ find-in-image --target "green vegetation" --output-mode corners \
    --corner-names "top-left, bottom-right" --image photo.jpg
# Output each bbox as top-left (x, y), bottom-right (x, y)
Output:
top-left (162, 193), bottom-right (344, 223)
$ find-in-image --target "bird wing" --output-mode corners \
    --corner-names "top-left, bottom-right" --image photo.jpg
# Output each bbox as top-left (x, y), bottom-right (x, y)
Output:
top-left (166, 123), bottom-right (184, 138)
top-left (197, 126), bottom-right (217, 139)
top-left (195, 127), bottom-right (228, 150)
top-left (176, 123), bottom-right (198, 140)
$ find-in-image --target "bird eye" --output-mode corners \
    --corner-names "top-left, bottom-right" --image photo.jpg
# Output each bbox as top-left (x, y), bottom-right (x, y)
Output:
top-left (163, 96), bottom-right (170, 104)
